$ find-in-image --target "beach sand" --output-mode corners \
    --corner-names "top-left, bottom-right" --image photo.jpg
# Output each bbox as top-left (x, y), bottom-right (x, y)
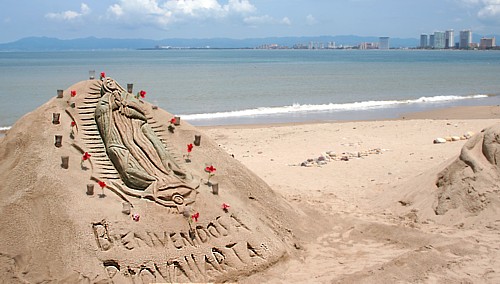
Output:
top-left (1, 103), bottom-right (500, 283)
top-left (201, 105), bottom-right (500, 283)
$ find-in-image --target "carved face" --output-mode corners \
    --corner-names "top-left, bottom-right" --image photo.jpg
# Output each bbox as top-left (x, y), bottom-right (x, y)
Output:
top-left (105, 78), bottom-right (117, 91)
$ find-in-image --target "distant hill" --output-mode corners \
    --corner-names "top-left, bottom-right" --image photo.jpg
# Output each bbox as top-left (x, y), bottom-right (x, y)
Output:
top-left (0, 35), bottom-right (419, 51)
top-left (0, 34), bottom-right (496, 51)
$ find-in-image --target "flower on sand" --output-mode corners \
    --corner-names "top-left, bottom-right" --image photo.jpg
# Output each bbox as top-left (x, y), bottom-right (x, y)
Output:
top-left (132, 213), bottom-right (140, 222)
top-left (98, 180), bottom-right (106, 189)
top-left (191, 212), bottom-right (199, 222)
top-left (70, 90), bottom-right (76, 97)
top-left (135, 90), bottom-right (146, 100)
top-left (169, 117), bottom-right (176, 124)
top-left (205, 165), bottom-right (216, 183)
top-left (222, 203), bottom-right (230, 212)
top-left (185, 143), bottom-right (194, 161)
top-left (205, 165), bottom-right (216, 173)
top-left (71, 121), bottom-right (76, 127)
top-left (81, 152), bottom-right (91, 166)
top-left (100, 72), bottom-right (106, 79)
top-left (82, 152), bottom-right (91, 161)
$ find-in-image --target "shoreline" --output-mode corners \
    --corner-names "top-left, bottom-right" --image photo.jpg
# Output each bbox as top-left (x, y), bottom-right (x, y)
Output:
top-left (190, 95), bottom-right (500, 128)
top-left (199, 104), bottom-right (500, 130)
top-left (1, 105), bottom-right (499, 137)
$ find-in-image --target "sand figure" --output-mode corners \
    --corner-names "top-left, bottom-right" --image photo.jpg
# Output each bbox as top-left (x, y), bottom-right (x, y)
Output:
top-left (95, 77), bottom-right (197, 207)
top-left (434, 123), bottom-right (500, 215)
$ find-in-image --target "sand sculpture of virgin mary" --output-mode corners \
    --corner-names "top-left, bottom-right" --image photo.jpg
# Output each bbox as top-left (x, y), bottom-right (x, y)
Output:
top-left (94, 77), bottom-right (197, 207)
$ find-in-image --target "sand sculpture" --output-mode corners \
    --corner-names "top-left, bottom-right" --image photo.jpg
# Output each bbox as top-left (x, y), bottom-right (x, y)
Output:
top-left (94, 77), bottom-right (197, 207)
top-left (434, 123), bottom-right (500, 215)
top-left (0, 75), bottom-right (297, 283)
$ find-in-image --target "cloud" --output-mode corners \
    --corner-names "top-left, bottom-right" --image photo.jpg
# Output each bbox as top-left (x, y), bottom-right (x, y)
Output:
top-left (477, 0), bottom-right (500, 21)
top-left (45, 3), bottom-right (91, 21)
top-left (281, 17), bottom-right (291, 25)
top-left (227, 0), bottom-right (256, 13)
top-left (306, 14), bottom-right (317, 25)
top-left (106, 0), bottom-right (257, 27)
top-left (244, 15), bottom-right (291, 26)
top-left (458, 0), bottom-right (500, 24)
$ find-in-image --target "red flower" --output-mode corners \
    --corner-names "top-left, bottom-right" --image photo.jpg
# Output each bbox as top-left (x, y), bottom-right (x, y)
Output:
top-left (187, 143), bottom-right (193, 153)
top-left (70, 90), bottom-right (76, 97)
top-left (191, 212), bottom-right (199, 222)
top-left (98, 181), bottom-right (106, 189)
top-left (205, 165), bottom-right (216, 173)
top-left (71, 121), bottom-right (76, 127)
top-left (139, 90), bottom-right (146, 98)
top-left (100, 72), bottom-right (106, 79)
top-left (222, 203), bottom-right (230, 212)
top-left (170, 117), bottom-right (176, 124)
top-left (132, 213), bottom-right (140, 222)
top-left (82, 152), bottom-right (91, 161)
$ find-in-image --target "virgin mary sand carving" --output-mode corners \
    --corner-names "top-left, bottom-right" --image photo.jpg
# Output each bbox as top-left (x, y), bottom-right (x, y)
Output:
top-left (95, 77), bottom-right (197, 207)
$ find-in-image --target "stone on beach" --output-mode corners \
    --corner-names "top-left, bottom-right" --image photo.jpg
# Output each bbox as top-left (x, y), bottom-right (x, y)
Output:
top-left (298, 148), bottom-right (385, 166)
top-left (434, 138), bottom-right (446, 144)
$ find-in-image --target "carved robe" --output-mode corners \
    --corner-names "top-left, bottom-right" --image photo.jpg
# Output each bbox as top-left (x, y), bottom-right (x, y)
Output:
top-left (95, 78), bottom-right (196, 206)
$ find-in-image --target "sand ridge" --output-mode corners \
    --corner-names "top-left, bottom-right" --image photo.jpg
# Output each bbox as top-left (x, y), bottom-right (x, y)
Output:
top-left (204, 113), bottom-right (500, 283)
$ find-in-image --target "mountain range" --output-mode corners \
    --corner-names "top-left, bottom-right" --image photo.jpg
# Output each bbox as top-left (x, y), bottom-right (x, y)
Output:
top-left (0, 34), bottom-right (496, 51)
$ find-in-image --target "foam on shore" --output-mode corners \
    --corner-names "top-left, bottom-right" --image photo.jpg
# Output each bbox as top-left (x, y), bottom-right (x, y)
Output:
top-left (182, 94), bottom-right (490, 121)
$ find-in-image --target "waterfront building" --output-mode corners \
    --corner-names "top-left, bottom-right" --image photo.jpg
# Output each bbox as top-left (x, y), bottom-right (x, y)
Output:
top-left (433, 31), bottom-right (445, 49)
top-left (459, 30), bottom-right (472, 49)
top-left (379, 37), bottom-right (390, 50)
top-left (480, 37), bottom-right (496, 49)
top-left (359, 42), bottom-right (378, 50)
top-left (429, 34), bottom-right (435, 48)
top-left (420, 34), bottom-right (428, 48)
top-left (445, 30), bottom-right (454, 49)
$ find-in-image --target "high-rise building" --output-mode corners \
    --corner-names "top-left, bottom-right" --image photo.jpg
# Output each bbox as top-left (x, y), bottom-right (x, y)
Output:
top-left (445, 30), bottom-right (454, 49)
top-left (420, 34), bottom-right (428, 48)
top-left (459, 30), bottom-right (472, 49)
top-left (434, 31), bottom-right (445, 49)
top-left (379, 37), bottom-right (390, 50)
top-left (429, 34), bottom-right (435, 48)
top-left (480, 37), bottom-right (496, 49)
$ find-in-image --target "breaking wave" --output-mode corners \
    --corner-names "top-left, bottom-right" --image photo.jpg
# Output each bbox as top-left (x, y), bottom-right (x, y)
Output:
top-left (181, 94), bottom-right (490, 120)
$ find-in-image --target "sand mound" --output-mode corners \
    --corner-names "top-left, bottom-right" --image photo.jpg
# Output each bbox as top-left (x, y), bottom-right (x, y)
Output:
top-left (0, 78), bottom-right (299, 283)
top-left (383, 123), bottom-right (500, 229)
top-left (434, 123), bottom-right (500, 216)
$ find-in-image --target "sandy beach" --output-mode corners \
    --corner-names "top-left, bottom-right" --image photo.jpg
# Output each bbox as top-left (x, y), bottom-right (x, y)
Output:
top-left (201, 105), bottom-right (500, 283)
top-left (1, 100), bottom-right (500, 283)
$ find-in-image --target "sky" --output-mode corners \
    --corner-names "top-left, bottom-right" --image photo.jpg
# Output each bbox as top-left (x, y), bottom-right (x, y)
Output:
top-left (1, 0), bottom-right (499, 43)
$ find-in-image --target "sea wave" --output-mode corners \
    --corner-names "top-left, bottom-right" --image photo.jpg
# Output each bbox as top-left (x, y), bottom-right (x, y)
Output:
top-left (181, 94), bottom-right (490, 120)
top-left (0, 126), bottom-right (11, 132)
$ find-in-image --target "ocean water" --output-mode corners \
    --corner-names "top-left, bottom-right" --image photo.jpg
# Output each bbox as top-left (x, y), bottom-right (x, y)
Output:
top-left (1, 49), bottom-right (500, 129)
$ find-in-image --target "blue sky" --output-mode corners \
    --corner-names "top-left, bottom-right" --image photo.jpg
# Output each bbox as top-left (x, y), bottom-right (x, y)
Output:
top-left (1, 0), bottom-right (499, 43)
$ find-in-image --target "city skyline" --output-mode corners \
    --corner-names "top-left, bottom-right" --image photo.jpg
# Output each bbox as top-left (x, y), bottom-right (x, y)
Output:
top-left (1, 0), bottom-right (500, 43)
